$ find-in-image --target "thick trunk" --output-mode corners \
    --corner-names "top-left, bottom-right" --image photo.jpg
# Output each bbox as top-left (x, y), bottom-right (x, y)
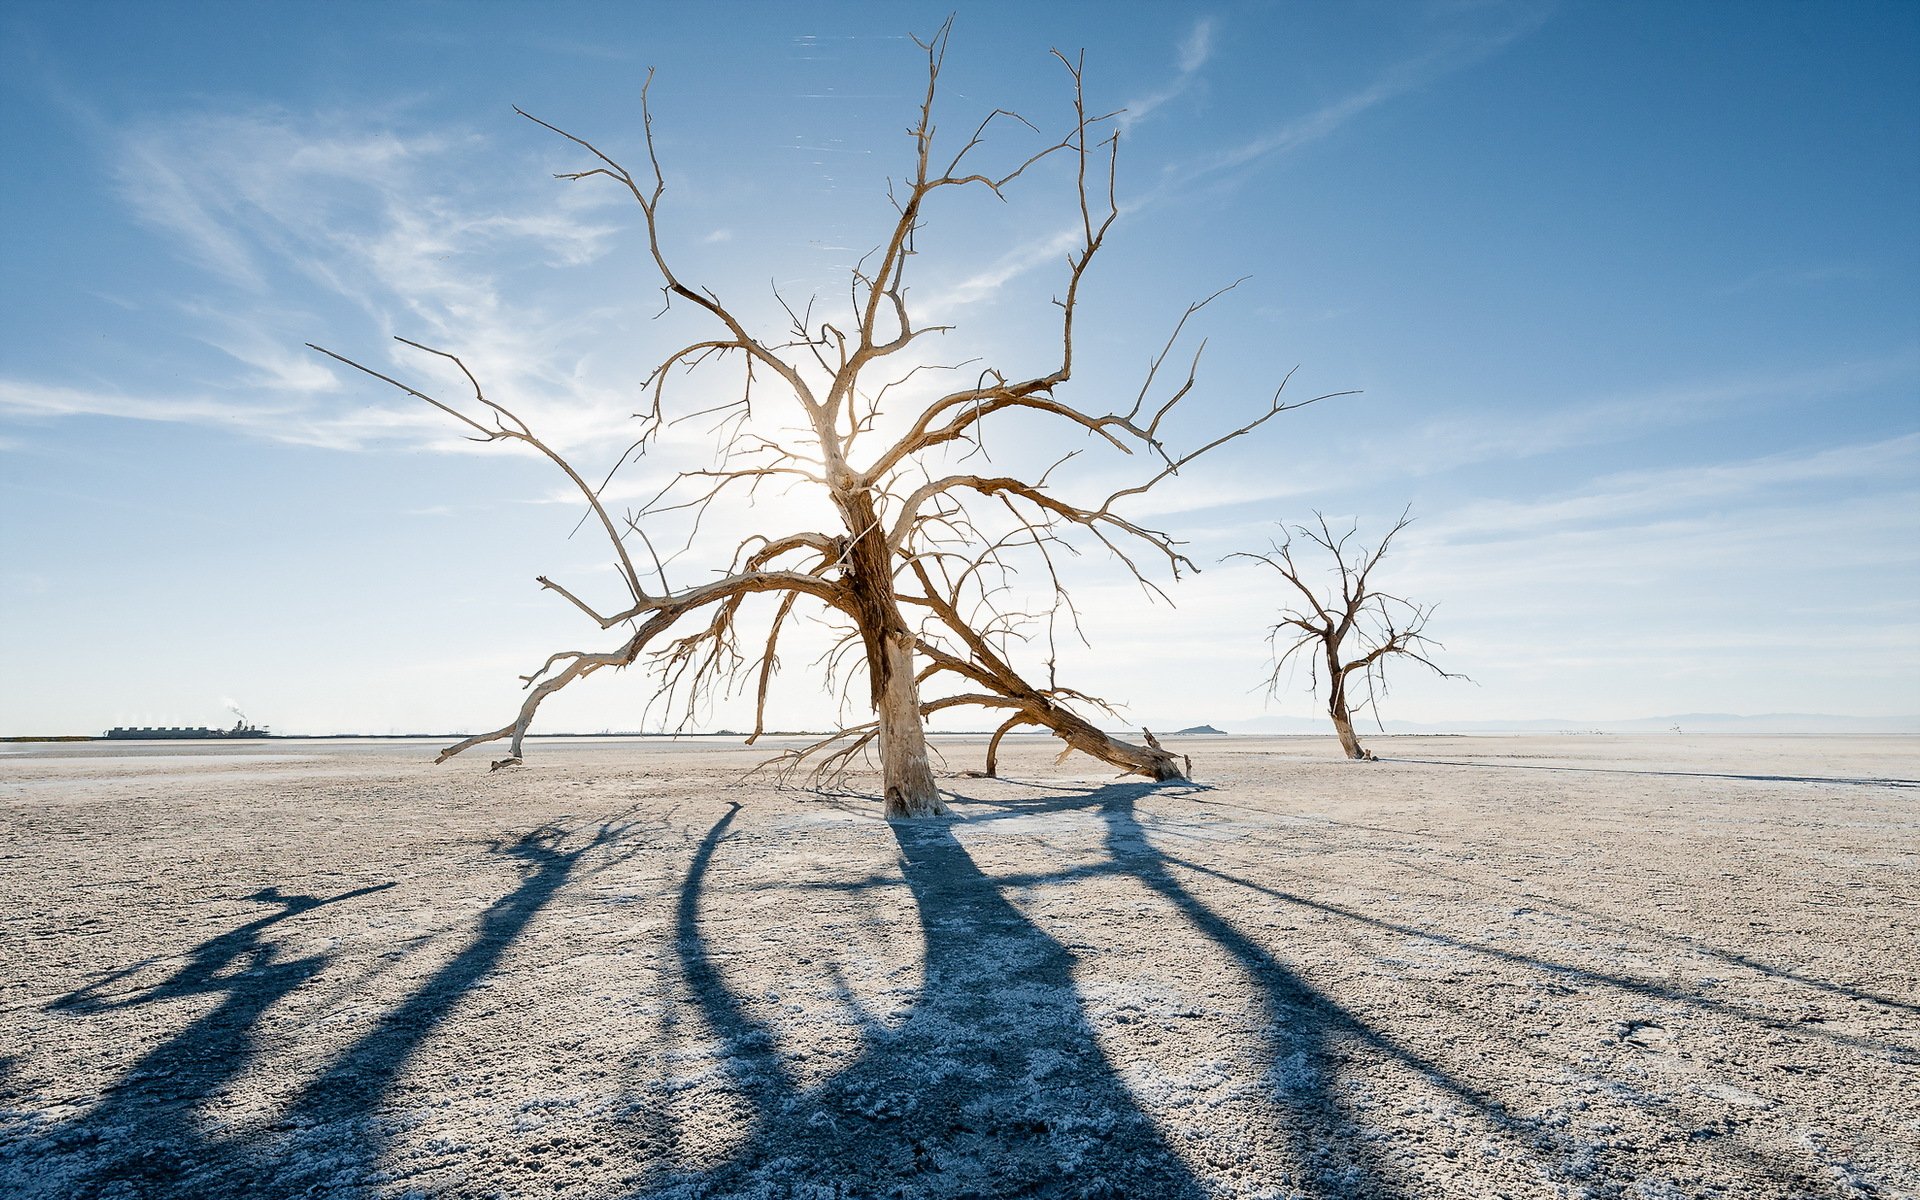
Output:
top-left (1330, 706), bottom-right (1366, 759)
top-left (983, 715), bottom-right (1024, 778)
top-left (876, 631), bottom-right (943, 818)
top-left (834, 484), bottom-right (1187, 801)
top-left (1328, 677), bottom-right (1372, 761)
top-left (901, 552), bottom-right (1192, 785)
top-left (838, 487), bottom-right (946, 818)
top-left (1025, 699), bottom-right (1190, 782)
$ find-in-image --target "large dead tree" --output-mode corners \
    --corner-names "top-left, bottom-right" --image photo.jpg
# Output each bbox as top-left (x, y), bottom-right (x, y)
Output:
top-left (1231, 511), bottom-right (1463, 760)
top-left (311, 23), bottom-right (1342, 817)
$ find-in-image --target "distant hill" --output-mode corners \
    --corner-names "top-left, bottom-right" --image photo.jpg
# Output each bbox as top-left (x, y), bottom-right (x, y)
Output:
top-left (1221, 712), bottom-right (1920, 735)
top-left (1169, 725), bottom-right (1228, 736)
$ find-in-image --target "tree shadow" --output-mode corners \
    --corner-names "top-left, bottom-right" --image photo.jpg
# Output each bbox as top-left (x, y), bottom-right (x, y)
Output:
top-left (638, 799), bottom-right (1209, 1198)
top-left (16, 882), bottom-right (393, 1198)
top-left (9, 818), bottom-right (636, 1199)
top-left (1087, 786), bottom-right (1472, 1194)
top-left (12, 782), bottom-right (1882, 1197)
top-left (264, 820), bottom-right (637, 1193)
top-left (1121, 833), bottom-right (1881, 1190)
top-left (996, 784), bottom-right (1551, 1194)
top-left (1224, 776), bottom-right (1920, 1024)
top-left (664, 775), bottom-right (1860, 1196)
top-left (640, 779), bottom-right (1575, 1197)
top-left (1055, 785), bottom-right (1871, 1193)
top-left (1380, 756), bottom-right (1920, 790)
top-left (1383, 857), bottom-right (1920, 1023)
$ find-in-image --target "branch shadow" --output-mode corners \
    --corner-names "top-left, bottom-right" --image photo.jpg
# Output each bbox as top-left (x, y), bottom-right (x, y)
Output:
top-left (938, 780), bottom-right (1852, 1194)
top-left (1047, 785), bottom-right (1874, 1192)
top-left (15, 882), bottom-right (394, 1198)
top-left (1008, 784), bottom-right (1552, 1193)
top-left (1259, 766), bottom-right (1920, 1024)
top-left (1112, 835), bottom-right (1883, 1193)
top-left (265, 820), bottom-right (635, 1192)
top-left (1381, 756), bottom-right (1920, 790)
top-left (1383, 857), bottom-right (1920, 1024)
top-left (641, 779), bottom-right (1578, 1197)
top-left (638, 799), bottom-right (1209, 1198)
top-left (9, 817), bottom-right (637, 1199)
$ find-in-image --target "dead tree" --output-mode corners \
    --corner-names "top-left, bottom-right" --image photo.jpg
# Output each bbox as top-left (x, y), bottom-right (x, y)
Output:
top-left (1230, 511), bottom-right (1462, 760)
top-left (310, 23), bottom-right (1344, 817)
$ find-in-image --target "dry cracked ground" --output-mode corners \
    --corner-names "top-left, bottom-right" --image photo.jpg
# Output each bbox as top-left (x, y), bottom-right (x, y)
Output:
top-left (0, 733), bottom-right (1915, 1199)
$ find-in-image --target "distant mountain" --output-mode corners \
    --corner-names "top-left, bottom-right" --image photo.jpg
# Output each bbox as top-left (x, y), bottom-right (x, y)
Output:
top-left (1221, 712), bottom-right (1920, 735)
top-left (1169, 725), bottom-right (1228, 736)
top-left (1601, 713), bottom-right (1920, 734)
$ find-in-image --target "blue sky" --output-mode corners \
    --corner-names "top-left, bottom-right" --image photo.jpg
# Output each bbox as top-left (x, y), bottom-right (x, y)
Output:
top-left (2, 0), bottom-right (1916, 736)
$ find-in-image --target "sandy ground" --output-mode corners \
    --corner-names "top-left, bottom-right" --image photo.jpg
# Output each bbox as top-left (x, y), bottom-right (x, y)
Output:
top-left (0, 733), bottom-right (1915, 1200)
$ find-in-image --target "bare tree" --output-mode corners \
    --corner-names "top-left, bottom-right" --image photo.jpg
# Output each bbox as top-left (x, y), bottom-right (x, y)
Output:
top-left (310, 22), bottom-right (1344, 817)
top-left (1230, 511), bottom-right (1463, 760)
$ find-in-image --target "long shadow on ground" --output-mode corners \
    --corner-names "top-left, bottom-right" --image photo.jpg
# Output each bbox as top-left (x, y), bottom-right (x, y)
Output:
top-left (640, 783), bottom-right (1542, 1198)
top-left (11, 781), bottom-right (1880, 1197)
top-left (1063, 784), bottom-right (1858, 1194)
top-left (14, 883), bottom-right (393, 1199)
top-left (638, 800), bottom-right (1208, 1199)
top-left (1381, 756), bottom-right (1920, 790)
top-left (987, 785), bottom-right (1519, 1196)
top-left (644, 779), bottom-right (1852, 1198)
top-left (4, 820), bottom-right (631, 1199)
top-left (262, 821), bottom-right (635, 1194)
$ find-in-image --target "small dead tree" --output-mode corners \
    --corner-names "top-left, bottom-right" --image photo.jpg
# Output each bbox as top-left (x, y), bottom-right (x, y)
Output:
top-left (311, 23), bottom-right (1343, 816)
top-left (1231, 511), bottom-right (1462, 760)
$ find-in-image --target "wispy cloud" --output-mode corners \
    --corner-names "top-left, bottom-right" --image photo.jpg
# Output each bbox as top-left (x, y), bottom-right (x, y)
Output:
top-left (1395, 491), bottom-right (1920, 680)
top-left (1117, 350), bottom-right (1920, 522)
top-left (1171, 5), bottom-right (1549, 186)
top-left (924, 226), bottom-right (1083, 313)
top-left (0, 378), bottom-right (295, 427)
top-left (1373, 434), bottom-right (1920, 625)
top-left (0, 368), bottom-right (650, 455)
top-left (0, 377), bottom-right (423, 449)
top-left (927, 5), bottom-right (1548, 314)
top-left (1058, 429), bottom-right (1920, 720)
top-left (1396, 350), bottom-right (1919, 469)
top-left (1177, 18), bottom-right (1217, 74)
top-left (1442, 432), bottom-right (1920, 542)
top-left (1711, 261), bottom-right (1876, 298)
top-left (4, 107), bottom-right (648, 452)
top-left (1119, 16), bottom-right (1217, 129)
top-left (178, 301), bottom-right (345, 394)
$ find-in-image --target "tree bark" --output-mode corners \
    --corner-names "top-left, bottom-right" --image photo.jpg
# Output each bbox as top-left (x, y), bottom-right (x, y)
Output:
top-left (1330, 704), bottom-right (1366, 760)
top-left (877, 631), bottom-right (943, 817)
top-left (839, 488), bottom-right (947, 818)
top-left (984, 716), bottom-right (1024, 778)
top-left (1327, 677), bottom-right (1371, 761)
top-left (1028, 701), bottom-right (1189, 782)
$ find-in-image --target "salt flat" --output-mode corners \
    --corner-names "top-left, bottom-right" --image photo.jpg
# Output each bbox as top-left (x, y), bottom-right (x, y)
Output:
top-left (1, 734), bottom-right (1914, 1199)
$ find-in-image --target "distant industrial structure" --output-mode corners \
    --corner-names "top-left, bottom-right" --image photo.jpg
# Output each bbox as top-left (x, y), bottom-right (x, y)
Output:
top-left (105, 715), bottom-right (271, 740)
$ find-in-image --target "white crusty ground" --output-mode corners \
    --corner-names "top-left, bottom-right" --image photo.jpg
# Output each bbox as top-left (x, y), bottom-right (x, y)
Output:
top-left (0, 733), bottom-right (1914, 1199)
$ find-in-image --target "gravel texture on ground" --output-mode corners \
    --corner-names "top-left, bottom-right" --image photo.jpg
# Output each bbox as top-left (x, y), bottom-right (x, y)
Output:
top-left (0, 733), bottom-right (1914, 1199)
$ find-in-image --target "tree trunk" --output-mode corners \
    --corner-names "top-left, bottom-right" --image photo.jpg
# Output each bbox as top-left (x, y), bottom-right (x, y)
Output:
top-left (984, 715), bottom-right (1025, 778)
top-left (838, 487), bottom-right (947, 819)
top-left (876, 630), bottom-right (943, 818)
top-left (1328, 683), bottom-right (1371, 761)
top-left (1026, 700), bottom-right (1190, 782)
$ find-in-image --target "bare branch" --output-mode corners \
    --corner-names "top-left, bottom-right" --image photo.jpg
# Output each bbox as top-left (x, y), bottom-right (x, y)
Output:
top-left (1233, 510), bottom-right (1465, 760)
top-left (310, 340), bottom-right (648, 608)
top-left (319, 27), bottom-right (1337, 808)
